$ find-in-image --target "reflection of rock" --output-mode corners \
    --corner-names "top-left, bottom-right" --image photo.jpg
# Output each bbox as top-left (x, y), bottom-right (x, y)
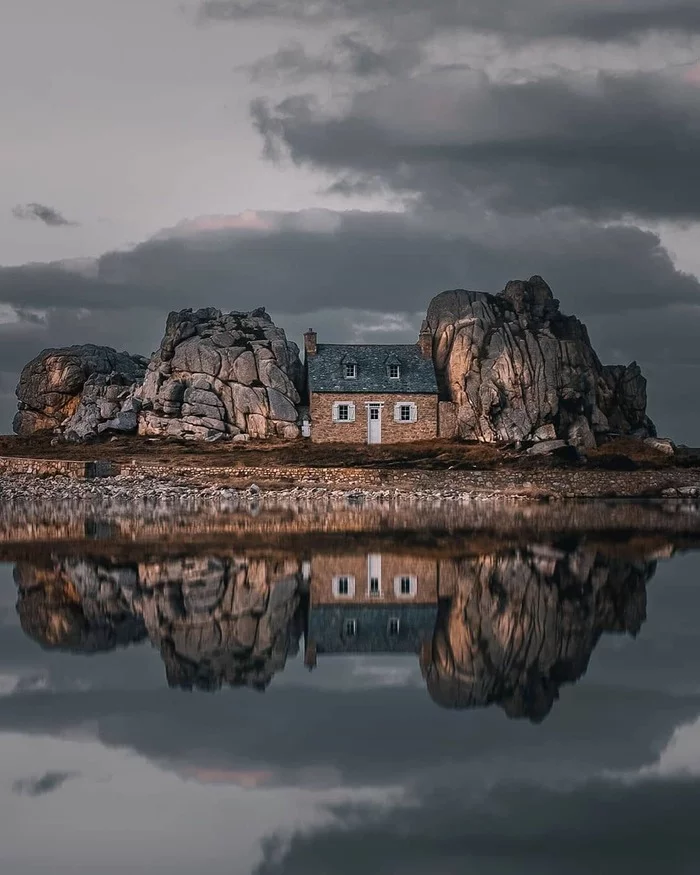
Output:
top-left (13, 345), bottom-right (148, 437)
top-left (14, 543), bottom-right (656, 715)
top-left (422, 546), bottom-right (653, 722)
top-left (135, 307), bottom-right (303, 441)
top-left (425, 276), bottom-right (655, 444)
top-left (14, 555), bottom-right (304, 691)
top-left (14, 562), bottom-right (146, 652)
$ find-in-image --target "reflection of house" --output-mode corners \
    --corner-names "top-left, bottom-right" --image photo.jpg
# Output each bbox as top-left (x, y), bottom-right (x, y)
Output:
top-left (304, 553), bottom-right (439, 668)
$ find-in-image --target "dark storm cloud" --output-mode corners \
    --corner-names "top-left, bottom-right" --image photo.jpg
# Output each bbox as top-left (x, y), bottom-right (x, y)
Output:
top-left (199, 0), bottom-right (700, 43)
top-left (12, 204), bottom-right (78, 228)
top-left (3, 211), bottom-right (697, 318)
top-left (253, 776), bottom-right (700, 875)
top-left (252, 72), bottom-right (700, 221)
top-left (12, 771), bottom-right (78, 797)
top-left (248, 34), bottom-right (422, 82)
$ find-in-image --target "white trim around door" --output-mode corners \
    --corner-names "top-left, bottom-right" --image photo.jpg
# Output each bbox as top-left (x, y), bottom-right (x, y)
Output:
top-left (366, 402), bottom-right (383, 444)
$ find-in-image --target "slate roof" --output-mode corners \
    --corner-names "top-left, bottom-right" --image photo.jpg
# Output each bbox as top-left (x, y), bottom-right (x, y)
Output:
top-left (308, 605), bottom-right (438, 654)
top-left (307, 344), bottom-right (438, 394)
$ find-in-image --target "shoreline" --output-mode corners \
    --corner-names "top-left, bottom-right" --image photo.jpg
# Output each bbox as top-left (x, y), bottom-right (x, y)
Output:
top-left (2, 461), bottom-right (700, 502)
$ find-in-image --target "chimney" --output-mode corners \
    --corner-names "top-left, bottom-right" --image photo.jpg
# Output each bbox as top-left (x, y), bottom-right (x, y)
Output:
top-left (304, 328), bottom-right (318, 357)
top-left (417, 320), bottom-right (432, 359)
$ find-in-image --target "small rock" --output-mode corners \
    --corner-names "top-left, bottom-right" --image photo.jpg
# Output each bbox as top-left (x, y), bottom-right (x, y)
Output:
top-left (644, 437), bottom-right (675, 456)
top-left (526, 439), bottom-right (568, 456)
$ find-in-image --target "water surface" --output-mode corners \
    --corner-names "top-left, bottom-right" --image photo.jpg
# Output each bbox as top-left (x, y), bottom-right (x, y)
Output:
top-left (2, 501), bottom-right (700, 874)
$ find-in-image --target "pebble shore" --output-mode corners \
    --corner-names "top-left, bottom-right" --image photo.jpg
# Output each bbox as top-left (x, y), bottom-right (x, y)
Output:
top-left (2, 471), bottom-right (700, 516)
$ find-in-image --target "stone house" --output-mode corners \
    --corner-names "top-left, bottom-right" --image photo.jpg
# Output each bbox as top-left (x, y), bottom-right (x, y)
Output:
top-left (303, 552), bottom-right (439, 669)
top-left (303, 327), bottom-right (453, 443)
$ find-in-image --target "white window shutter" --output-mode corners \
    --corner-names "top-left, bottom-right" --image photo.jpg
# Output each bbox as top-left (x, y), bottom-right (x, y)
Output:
top-left (394, 403), bottom-right (402, 422)
top-left (348, 402), bottom-right (356, 422)
top-left (411, 403), bottom-right (418, 422)
top-left (332, 402), bottom-right (339, 422)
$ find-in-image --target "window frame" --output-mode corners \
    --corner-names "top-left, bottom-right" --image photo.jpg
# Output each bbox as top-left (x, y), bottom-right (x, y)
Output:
top-left (394, 574), bottom-right (417, 598)
top-left (332, 401), bottom-right (356, 423)
top-left (344, 362), bottom-right (357, 379)
top-left (394, 402), bottom-right (417, 423)
top-left (388, 617), bottom-right (401, 636)
top-left (333, 575), bottom-right (356, 598)
top-left (388, 363), bottom-right (401, 380)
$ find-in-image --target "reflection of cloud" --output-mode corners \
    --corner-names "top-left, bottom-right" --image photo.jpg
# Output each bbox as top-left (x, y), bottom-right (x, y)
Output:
top-left (350, 661), bottom-right (422, 688)
top-left (12, 770), bottom-right (79, 796)
top-left (0, 673), bottom-right (49, 696)
top-left (637, 714), bottom-right (700, 779)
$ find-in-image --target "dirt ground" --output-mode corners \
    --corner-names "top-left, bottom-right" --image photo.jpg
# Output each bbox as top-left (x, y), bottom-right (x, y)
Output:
top-left (0, 433), bottom-right (698, 471)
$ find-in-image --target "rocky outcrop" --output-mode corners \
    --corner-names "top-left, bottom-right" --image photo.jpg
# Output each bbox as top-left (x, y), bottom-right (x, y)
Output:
top-left (425, 276), bottom-right (656, 446)
top-left (14, 555), bottom-right (305, 691)
top-left (422, 546), bottom-right (653, 721)
top-left (135, 307), bottom-right (303, 441)
top-left (13, 345), bottom-right (148, 437)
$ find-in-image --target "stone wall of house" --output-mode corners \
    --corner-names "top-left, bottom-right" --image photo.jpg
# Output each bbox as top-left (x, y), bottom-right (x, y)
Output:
top-left (310, 553), bottom-right (439, 604)
top-left (309, 392), bottom-right (438, 443)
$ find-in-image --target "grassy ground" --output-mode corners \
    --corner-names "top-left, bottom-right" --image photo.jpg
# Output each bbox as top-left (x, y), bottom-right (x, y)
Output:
top-left (0, 433), bottom-right (698, 471)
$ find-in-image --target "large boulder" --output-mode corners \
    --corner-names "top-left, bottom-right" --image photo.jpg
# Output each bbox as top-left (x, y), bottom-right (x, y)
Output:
top-left (425, 276), bottom-right (656, 445)
top-left (135, 307), bottom-right (303, 440)
top-left (13, 345), bottom-right (147, 437)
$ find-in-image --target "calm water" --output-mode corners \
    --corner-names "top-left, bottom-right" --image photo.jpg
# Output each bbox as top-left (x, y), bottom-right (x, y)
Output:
top-left (2, 505), bottom-right (700, 874)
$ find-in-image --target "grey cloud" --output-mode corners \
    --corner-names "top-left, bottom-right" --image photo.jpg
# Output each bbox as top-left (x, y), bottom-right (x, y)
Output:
top-left (199, 0), bottom-right (700, 44)
top-left (248, 35), bottom-right (423, 83)
top-left (251, 72), bottom-right (700, 221)
top-left (12, 203), bottom-right (78, 228)
top-left (12, 771), bottom-right (79, 797)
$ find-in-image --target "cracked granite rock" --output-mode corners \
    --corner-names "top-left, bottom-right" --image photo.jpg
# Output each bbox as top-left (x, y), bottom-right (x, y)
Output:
top-left (425, 275), bottom-right (656, 446)
top-left (135, 307), bottom-right (303, 441)
top-left (13, 345), bottom-right (147, 437)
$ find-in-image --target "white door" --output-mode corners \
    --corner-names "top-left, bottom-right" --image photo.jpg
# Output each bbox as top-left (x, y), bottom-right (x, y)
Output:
top-left (367, 553), bottom-right (382, 597)
top-left (367, 404), bottom-right (382, 444)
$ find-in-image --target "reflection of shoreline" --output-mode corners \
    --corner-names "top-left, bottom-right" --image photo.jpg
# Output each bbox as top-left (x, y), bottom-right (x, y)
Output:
top-left (2, 498), bottom-right (700, 560)
top-left (14, 540), bottom-right (657, 721)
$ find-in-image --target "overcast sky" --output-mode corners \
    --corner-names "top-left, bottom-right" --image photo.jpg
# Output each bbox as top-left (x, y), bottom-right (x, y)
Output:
top-left (2, 0), bottom-right (699, 439)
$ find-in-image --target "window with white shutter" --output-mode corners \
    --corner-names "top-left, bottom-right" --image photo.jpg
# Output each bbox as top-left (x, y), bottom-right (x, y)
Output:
top-left (394, 402), bottom-right (417, 423)
top-left (333, 402), bottom-right (356, 422)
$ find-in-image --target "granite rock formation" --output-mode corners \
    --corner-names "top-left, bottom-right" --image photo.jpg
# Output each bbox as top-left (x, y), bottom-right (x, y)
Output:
top-left (425, 276), bottom-right (656, 446)
top-left (422, 545), bottom-right (653, 721)
top-left (14, 555), bottom-right (305, 691)
top-left (135, 307), bottom-right (303, 441)
top-left (13, 345), bottom-right (148, 437)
